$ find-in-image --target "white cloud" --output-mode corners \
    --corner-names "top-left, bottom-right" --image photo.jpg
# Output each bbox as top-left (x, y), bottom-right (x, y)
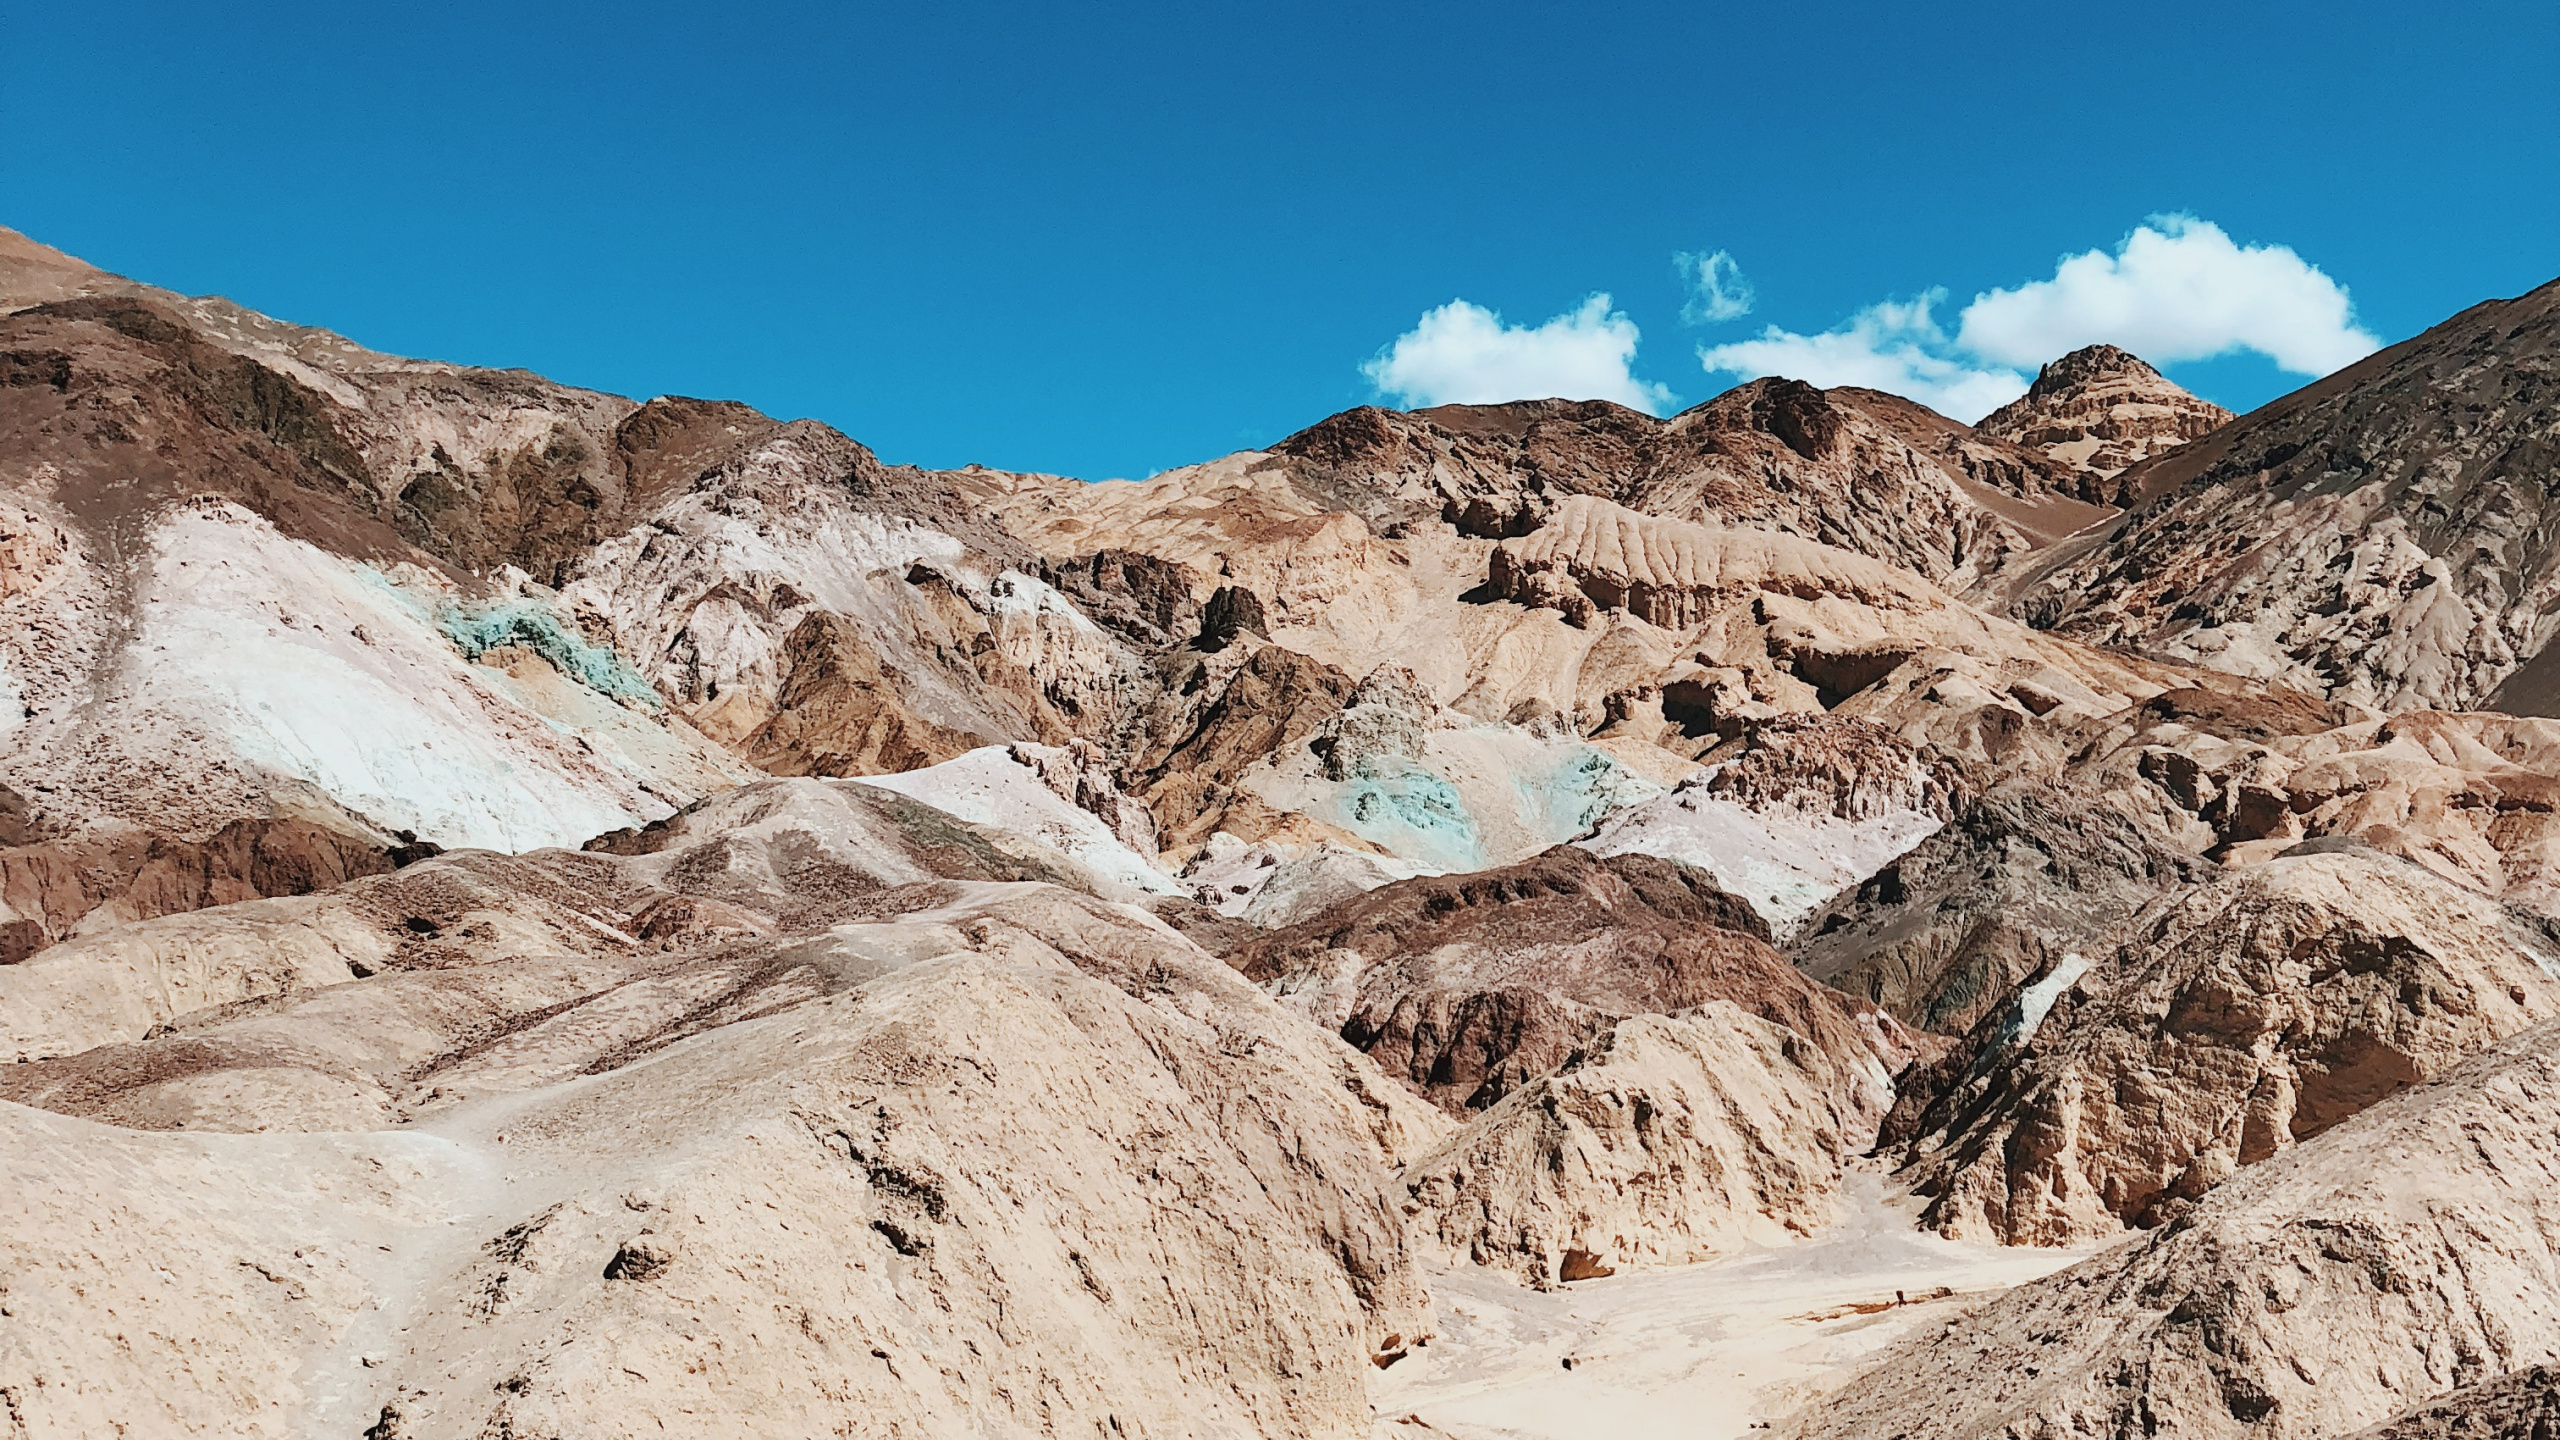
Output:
top-left (1956, 215), bottom-right (2379, 374)
top-left (1700, 291), bottom-right (2030, 421)
top-left (1363, 294), bottom-right (1675, 414)
top-left (1698, 215), bottom-right (2378, 422)
top-left (1676, 249), bottom-right (1755, 323)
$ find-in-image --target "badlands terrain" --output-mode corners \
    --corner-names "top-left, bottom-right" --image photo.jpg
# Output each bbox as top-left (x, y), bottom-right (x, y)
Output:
top-left (4, 222), bottom-right (2560, 1438)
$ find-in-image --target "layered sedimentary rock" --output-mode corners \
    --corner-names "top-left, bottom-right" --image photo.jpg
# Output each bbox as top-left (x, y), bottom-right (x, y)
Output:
top-left (0, 762), bottom-right (1446, 1438)
top-left (1976, 343), bottom-right (2233, 498)
top-left (1, 891), bottom-right (1441, 1439)
top-left (24, 217), bottom-right (2560, 1439)
top-left (1231, 844), bottom-right (1902, 1115)
top-left (0, 816), bottom-right (410, 965)
top-left (1487, 494), bottom-right (1944, 629)
top-left (1265, 379), bottom-right (2104, 586)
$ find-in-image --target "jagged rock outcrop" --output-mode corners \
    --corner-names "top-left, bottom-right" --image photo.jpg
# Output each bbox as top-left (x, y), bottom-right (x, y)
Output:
top-left (1488, 494), bottom-right (1944, 629)
top-left (1039, 548), bottom-right (1207, 648)
top-left (2016, 278), bottom-right (2560, 714)
top-left (1402, 1004), bottom-right (1874, 1288)
top-left (1792, 1017), bottom-right (2560, 1440)
top-left (0, 816), bottom-right (414, 965)
top-left (1794, 777), bottom-right (2210, 1036)
top-left (1896, 850), bottom-right (2560, 1246)
top-left (1123, 641), bottom-right (1363, 852)
top-left (1267, 382), bottom-right (2095, 588)
top-left (1976, 344), bottom-right (2232, 498)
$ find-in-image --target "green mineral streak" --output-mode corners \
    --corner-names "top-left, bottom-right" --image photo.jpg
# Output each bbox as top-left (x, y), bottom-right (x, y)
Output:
top-left (1516, 747), bottom-right (1657, 842)
top-left (438, 600), bottom-right (658, 706)
top-left (1339, 761), bottom-right (1485, 872)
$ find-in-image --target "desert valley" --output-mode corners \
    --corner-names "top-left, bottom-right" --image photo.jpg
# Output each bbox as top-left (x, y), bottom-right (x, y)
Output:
top-left (5, 223), bottom-right (2560, 1439)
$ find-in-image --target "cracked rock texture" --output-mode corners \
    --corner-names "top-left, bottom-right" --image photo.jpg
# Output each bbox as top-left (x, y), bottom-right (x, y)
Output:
top-left (1895, 850), bottom-right (2560, 1246)
top-left (1792, 1016), bottom-right (2560, 1440)
top-left (1402, 1004), bottom-right (1877, 1289)
top-left (2017, 278), bottom-right (2560, 714)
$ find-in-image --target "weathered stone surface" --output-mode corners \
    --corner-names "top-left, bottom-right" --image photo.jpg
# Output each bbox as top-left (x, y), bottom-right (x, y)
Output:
top-left (2344, 1365), bottom-right (2560, 1440)
top-left (0, 886), bottom-right (1443, 1439)
top-left (1404, 1005), bottom-right (1874, 1288)
top-left (1231, 844), bottom-right (1911, 1117)
top-left (2017, 278), bottom-right (2560, 715)
top-left (1792, 1017), bottom-right (2560, 1440)
top-left (1896, 851), bottom-right (2560, 1247)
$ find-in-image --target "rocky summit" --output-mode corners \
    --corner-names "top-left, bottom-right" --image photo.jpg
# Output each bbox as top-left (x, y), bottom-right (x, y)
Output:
top-left (1977, 342), bottom-right (2236, 500)
top-left (9, 223), bottom-right (2560, 1439)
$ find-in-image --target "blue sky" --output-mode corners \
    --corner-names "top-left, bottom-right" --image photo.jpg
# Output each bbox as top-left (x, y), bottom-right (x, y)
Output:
top-left (10, 1), bottom-right (2556, 479)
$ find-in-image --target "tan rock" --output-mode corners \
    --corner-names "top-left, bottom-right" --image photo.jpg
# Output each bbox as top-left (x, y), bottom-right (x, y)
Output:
top-left (1976, 344), bottom-right (2232, 496)
top-left (1791, 1015), bottom-right (2560, 1440)
top-left (1898, 851), bottom-right (2560, 1247)
top-left (1404, 1005), bottom-right (1875, 1288)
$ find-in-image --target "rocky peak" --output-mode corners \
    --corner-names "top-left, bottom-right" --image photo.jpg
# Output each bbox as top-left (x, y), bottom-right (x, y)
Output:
top-left (1976, 342), bottom-right (2233, 494)
top-left (2029, 342), bottom-right (2158, 392)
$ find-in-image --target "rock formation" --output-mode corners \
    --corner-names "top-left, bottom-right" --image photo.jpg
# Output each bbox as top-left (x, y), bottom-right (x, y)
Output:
top-left (1897, 850), bottom-right (2560, 1246)
top-left (1792, 1017), bottom-right (2560, 1440)
top-left (1402, 1005), bottom-right (1875, 1288)
top-left (18, 219), bottom-right (2560, 1438)
top-left (1976, 343), bottom-right (2233, 498)
top-left (2345, 1367), bottom-right (2560, 1440)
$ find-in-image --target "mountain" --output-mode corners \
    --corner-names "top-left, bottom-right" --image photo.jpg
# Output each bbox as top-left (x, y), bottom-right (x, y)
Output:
top-left (17, 223), bottom-right (2560, 1439)
top-left (2014, 278), bottom-right (2560, 713)
top-left (1976, 342), bottom-right (2235, 499)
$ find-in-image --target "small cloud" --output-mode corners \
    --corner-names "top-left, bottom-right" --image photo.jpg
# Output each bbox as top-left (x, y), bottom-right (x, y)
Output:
top-left (1363, 294), bottom-right (1675, 414)
top-left (1956, 215), bottom-right (2379, 375)
top-left (1700, 291), bottom-right (2029, 422)
top-left (1675, 249), bottom-right (1755, 324)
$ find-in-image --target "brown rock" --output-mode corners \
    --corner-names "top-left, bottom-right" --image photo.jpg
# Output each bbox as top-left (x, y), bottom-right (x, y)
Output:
top-left (1793, 1017), bottom-right (2560, 1440)
top-left (1975, 343), bottom-right (2232, 498)
top-left (1231, 845), bottom-right (1910, 1116)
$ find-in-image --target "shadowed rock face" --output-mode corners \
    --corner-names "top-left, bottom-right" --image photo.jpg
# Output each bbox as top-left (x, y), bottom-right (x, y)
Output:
top-left (1124, 642), bottom-right (1361, 849)
top-left (1039, 549), bottom-right (1207, 649)
top-left (0, 818), bottom-right (416, 966)
top-left (1793, 777), bottom-right (2209, 1036)
top-left (1231, 845), bottom-right (1906, 1114)
top-left (1976, 344), bottom-right (2232, 499)
top-left (2017, 278), bottom-right (2560, 714)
